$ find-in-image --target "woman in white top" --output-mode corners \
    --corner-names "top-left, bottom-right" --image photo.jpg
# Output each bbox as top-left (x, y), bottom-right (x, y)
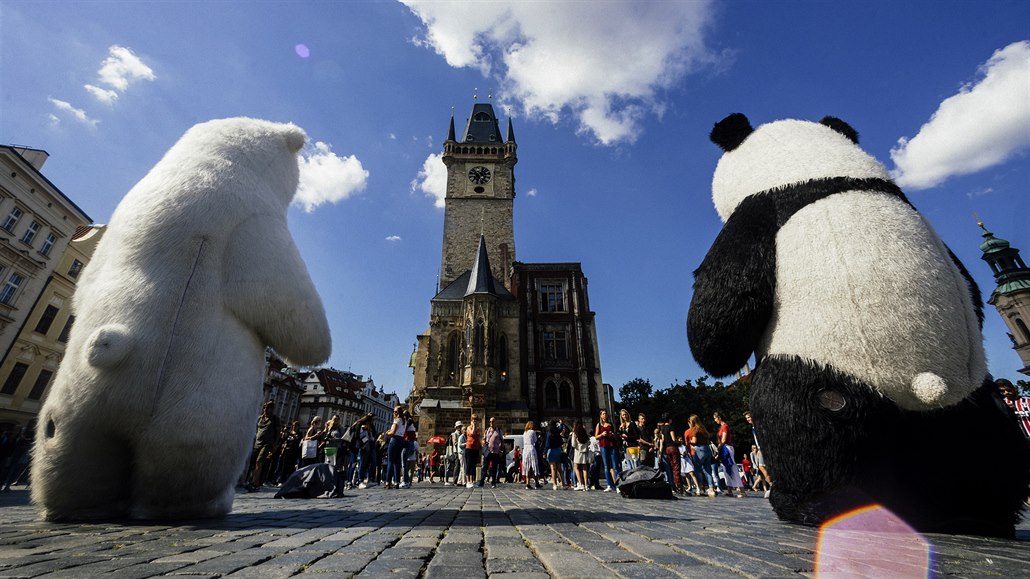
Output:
top-left (521, 421), bottom-right (541, 489)
top-left (571, 420), bottom-right (592, 491)
top-left (383, 406), bottom-right (407, 489)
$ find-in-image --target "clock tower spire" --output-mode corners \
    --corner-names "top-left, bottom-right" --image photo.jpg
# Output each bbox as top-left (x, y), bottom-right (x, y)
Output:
top-left (439, 102), bottom-right (517, 290)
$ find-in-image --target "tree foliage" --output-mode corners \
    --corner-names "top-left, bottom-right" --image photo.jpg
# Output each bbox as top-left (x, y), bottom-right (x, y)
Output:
top-left (615, 375), bottom-right (753, 460)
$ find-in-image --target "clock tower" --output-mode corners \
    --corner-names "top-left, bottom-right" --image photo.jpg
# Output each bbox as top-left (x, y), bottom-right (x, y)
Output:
top-left (439, 101), bottom-right (517, 290)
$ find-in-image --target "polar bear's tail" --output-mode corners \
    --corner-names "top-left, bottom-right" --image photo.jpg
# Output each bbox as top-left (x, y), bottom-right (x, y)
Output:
top-left (84, 324), bottom-right (133, 369)
top-left (911, 372), bottom-right (949, 406)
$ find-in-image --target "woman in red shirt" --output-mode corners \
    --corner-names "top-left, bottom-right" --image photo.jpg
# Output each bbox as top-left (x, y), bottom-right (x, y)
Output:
top-left (464, 414), bottom-right (481, 488)
top-left (594, 409), bottom-right (621, 492)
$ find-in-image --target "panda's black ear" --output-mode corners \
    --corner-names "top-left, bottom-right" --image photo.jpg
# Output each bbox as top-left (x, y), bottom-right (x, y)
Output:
top-left (819, 116), bottom-right (859, 144)
top-left (710, 113), bottom-right (753, 152)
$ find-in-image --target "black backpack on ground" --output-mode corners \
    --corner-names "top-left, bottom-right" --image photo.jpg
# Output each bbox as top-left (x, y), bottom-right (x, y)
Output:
top-left (616, 465), bottom-right (675, 500)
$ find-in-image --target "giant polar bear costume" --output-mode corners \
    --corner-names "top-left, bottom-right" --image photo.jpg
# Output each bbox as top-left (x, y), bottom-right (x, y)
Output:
top-left (31, 118), bottom-right (331, 520)
top-left (687, 113), bottom-right (1030, 537)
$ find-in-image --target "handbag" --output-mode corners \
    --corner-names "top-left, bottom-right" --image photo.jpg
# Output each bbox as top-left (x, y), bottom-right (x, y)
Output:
top-left (341, 426), bottom-right (355, 445)
top-left (301, 439), bottom-right (318, 459)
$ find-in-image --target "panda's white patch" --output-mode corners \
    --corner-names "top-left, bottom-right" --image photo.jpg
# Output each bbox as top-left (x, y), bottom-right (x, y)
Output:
top-left (760, 191), bottom-right (985, 410)
top-left (711, 117), bottom-right (986, 412)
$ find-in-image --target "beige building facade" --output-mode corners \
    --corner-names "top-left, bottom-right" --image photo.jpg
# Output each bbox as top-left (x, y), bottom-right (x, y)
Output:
top-left (0, 147), bottom-right (92, 429)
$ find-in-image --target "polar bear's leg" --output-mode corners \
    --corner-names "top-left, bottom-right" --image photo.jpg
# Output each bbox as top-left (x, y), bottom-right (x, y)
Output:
top-left (31, 412), bottom-right (132, 521)
top-left (128, 435), bottom-right (247, 520)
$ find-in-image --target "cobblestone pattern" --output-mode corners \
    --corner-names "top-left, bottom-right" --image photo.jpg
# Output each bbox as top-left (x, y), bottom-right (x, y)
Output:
top-left (0, 484), bottom-right (1026, 578)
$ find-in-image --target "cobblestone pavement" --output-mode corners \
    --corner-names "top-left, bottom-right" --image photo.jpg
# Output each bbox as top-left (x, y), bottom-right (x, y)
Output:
top-left (0, 483), bottom-right (1027, 578)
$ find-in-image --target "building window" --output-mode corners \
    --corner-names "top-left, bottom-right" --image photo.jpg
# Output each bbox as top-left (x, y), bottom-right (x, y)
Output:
top-left (1016, 318), bottom-right (1030, 344)
top-left (20, 221), bottom-right (40, 245)
top-left (0, 362), bottom-right (28, 395)
top-left (497, 335), bottom-right (509, 375)
top-left (34, 305), bottom-right (59, 335)
top-left (542, 330), bottom-right (568, 361)
top-left (40, 233), bottom-right (56, 257)
top-left (447, 333), bottom-right (460, 379)
top-left (1, 207), bottom-right (23, 233)
top-left (26, 369), bottom-right (54, 400)
top-left (559, 382), bottom-right (573, 409)
top-left (473, 320), bottom-right (485, 365)
top-left (544, 381), bottom-right (558, 409)
top-left (68, 259), bottom-right (83, 279)
top-left (57, 316), bottom-right (74, 343)
top-left (0, 272), bottom-right (24, 305)
top-left (539, 283), bottom-right (566, 313)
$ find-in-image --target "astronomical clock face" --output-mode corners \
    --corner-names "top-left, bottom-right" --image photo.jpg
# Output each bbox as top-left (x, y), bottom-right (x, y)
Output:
top-left (467, 165), bottom-right (492, 185)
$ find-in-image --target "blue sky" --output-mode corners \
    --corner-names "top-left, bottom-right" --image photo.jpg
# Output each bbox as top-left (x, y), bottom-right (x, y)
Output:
top-left (2, 1), bottom-right (1028, 400)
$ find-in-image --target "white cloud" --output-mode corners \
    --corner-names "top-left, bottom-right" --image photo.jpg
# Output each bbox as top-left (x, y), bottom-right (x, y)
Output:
top-left (48, 114), bottom-right (60, 128)
top-left (84, 84), bottom-right (119, 105)
top-left (386, 235), bottom-right (402, 242)
top-left (96, 45), bottom-right (155, 91)
top-left (295, 141), bottom-right (369, 212)
top-left (411, 153), bottom-right (447, 208)
top-left (526, 188), bottom-right (538, 197)
top-left (400, 0), bottom-right (717, 145)
top-left (890, 40), bottom-right (1030, 190)
top-left (48, 97), bottom-right (98, 127)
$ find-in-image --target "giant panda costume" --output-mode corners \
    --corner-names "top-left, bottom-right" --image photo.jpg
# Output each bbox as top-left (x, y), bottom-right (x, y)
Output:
top-left (687, 113), bottom-right (1029, 538)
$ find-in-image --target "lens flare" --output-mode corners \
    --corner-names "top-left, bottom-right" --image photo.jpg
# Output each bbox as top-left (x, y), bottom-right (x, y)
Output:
top-left (295, 44), bottom-right (310, 59)
top-left (815, 504), bottom-right (932, 578)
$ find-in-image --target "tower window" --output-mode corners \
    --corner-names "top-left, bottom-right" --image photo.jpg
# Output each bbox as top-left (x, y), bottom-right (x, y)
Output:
top-left (474, 112), bottom-right (491, 122)
top-left (540, 283), bottom-right (566, 312)
top-left (1016, 318), bottom-right (1030, 344)
top-left (474, 320), bottom-right (485, 365)
top-left (447, 332), bottom-right (460, 378)
top-left (542, 330), bottom-right (568, 361)
top-left (559, 382), bottom-right (573, 409)
top-left (544, 380), bottom-right (558, 408)
top-left (68, 259), bottom-right (83, 279)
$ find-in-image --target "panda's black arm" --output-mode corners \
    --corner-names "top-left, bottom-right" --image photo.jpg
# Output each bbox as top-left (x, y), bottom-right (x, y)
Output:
top-left (945, 244), bottom-right (985, 330)
top-left (687, 195), bottom-right (777, 377)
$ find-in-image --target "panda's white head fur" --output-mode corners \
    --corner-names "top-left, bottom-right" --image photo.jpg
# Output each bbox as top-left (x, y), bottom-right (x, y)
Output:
top-left (710, 114), bottom-right (890, 222)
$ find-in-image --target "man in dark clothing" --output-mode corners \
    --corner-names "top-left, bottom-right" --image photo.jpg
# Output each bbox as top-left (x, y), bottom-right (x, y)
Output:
top-left (247, 401), bottom-right (280, 492)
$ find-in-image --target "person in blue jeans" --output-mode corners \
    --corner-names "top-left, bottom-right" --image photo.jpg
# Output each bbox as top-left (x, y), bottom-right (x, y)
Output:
top-left (594, 409), bottom-right (621, 492)
top-left (383, 406), bottom-right (407, 489)
top-left (686, 414), bottom-right (719, 497)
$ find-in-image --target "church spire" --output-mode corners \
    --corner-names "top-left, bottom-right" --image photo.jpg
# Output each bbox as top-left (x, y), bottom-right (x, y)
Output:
top-left (465, 235), bottom-right (498, 297)
top-left (978, 219), bottom-right (1030, 294)
top-left (506, 116), bottom-right (516, 144)
top-left (447, 113), bottom-right (456, 142)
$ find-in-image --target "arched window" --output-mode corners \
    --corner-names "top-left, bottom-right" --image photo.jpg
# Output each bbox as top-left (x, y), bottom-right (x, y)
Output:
top-left (474, 320), bottom-right (485, 365)
top-left (447, 333), bottom-right (460, 380)
top-left (544, 381), bottom-right (558, 409)
top-left (559, 382), bottom-right (573, 409)
top-left (497, 335), bottom-right (509, 376)
top-left (1016, 318), bottom-right (1030, 344)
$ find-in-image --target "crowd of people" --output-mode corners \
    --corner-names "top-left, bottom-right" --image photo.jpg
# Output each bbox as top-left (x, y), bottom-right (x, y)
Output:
top-left (241, 402), bottom-right (779, 499)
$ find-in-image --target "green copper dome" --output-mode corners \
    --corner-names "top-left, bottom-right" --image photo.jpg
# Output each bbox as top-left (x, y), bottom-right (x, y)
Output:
top-left (979, 229), bottom-right (1010, 253)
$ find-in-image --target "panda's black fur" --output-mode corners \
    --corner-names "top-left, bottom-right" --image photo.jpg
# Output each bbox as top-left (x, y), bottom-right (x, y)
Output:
top-left (689, 113), bottom-right (1030, 538)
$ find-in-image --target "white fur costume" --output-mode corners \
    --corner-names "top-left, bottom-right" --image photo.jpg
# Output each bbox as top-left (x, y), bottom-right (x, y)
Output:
top-left (31, 118), bottom-right (331, 520)
top-left (709, 119), bottom-right (984, 410)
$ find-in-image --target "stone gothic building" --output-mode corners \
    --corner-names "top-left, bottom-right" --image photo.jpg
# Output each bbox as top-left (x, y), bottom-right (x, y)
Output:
top-left (409, 101), bottom-right (608, 442)
top-left (978, 221), bottom-right (1030, 376)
